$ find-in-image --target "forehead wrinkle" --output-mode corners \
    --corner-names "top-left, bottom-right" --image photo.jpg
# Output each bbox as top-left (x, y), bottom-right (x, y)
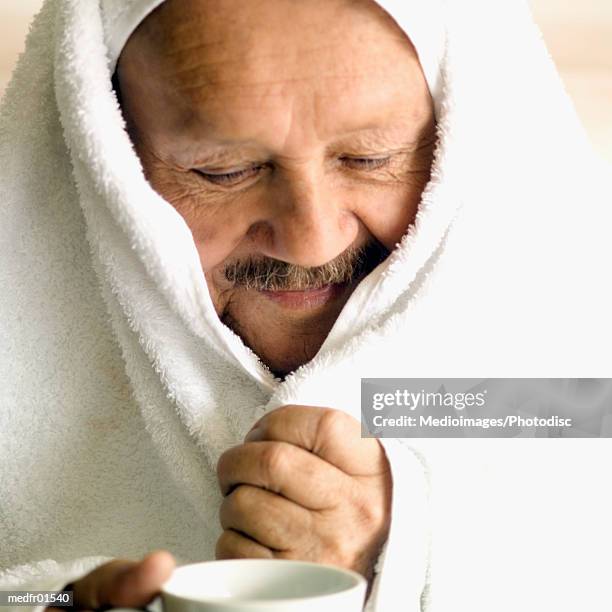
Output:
top-left (150, 11), bottom-right (403, 91)
top-left (167, 65), bottom-right (427, 153)
top-left (171, 71), bottom-right (392, 132)
top-left (174, 51), bottom-right (406, 107)
top-left (162, 38), bottom-right (234, 65)
top-left (138, 3), bottom-right (422, 114)
top-left (155, 1), bottom-right (355, 49)
top-left (168, 55), bottom-right (358, 94)
top-left (176, 72), bottom-right (383, 98)
top-left (139, 0), bottom-right (419, 80)
top-left (144, 10), bottom-right (339, 75)
top-left (167, 38), bottom-right (391, 96)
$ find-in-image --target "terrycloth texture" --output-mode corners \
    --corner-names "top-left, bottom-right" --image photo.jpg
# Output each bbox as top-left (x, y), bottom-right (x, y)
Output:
top-left (102, 0), bottom-right (166, 73)
top-left (1, 1), bottom-right (612, 612)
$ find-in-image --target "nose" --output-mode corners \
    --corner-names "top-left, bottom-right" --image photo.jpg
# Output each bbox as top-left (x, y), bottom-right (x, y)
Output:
top-left (252, 168), bottom-right (360, 268)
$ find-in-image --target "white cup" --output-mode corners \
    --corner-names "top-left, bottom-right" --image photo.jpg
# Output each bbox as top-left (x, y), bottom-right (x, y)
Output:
top-left (131, 559), bottom-right (367, 612)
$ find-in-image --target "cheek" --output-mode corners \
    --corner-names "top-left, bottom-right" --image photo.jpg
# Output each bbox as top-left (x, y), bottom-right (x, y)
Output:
top-left (187, 201), bottom-right (251, 271)
top-left (145, 168), bottom-right (256, 271)
top-left (352, 184), bottom-right (424, 251)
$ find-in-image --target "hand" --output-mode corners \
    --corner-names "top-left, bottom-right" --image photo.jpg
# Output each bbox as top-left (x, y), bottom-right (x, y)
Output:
top-left (45, 550), bottom-right (175, 612)
top-left (215, 405), bottom-right (392, 584)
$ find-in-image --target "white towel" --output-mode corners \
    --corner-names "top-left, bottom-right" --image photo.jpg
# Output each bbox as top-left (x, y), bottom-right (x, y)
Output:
top-left (1, 1), bottom-right (611, 611)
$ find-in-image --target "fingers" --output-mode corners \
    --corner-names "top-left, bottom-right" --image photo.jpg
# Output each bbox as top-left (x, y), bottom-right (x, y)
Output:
top-left (245, 405), bottom-right (387, 476)
top-left (245, 405), bottom-right (324, 450)
top-left (217, 440), bottom-right (351, 510)
top-left (219, 484), bottom-right (312, 552)
top-left (72, 550), bottom-right (175, 610)
top-left (215, 529), bottom-right (275, 560)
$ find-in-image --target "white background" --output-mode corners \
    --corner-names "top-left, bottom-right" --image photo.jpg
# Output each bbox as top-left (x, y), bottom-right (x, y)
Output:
top-left (1, 0), bottom-right (611, 163)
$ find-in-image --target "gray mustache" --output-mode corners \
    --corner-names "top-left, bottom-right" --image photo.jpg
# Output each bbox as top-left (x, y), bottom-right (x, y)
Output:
top-left (224, 240), bottom-right (390, 292)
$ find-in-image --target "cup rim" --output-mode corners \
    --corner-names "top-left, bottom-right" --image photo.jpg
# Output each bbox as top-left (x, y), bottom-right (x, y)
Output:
top-left (161, 559), bottom-right (367, 606)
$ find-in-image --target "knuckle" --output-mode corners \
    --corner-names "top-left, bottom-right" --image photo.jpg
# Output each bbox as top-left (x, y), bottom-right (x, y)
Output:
top-left (318, 408), bottom-right (353, 440)
top-left (229, 484), bottom-right (254, 514)
top-left (271, 404), bottom-right (298, 419)
top-left (359, 498), bottom-right (386, 531)
top-left (216, 447), bottom-right (237, 479)
top-left (258, 407), bottom-right (289, 438)
top-left (266, 404), bottom-right (307, 427)
top-left (351, 485), bottom-right (388, 532)
top-left (260, 442), bottom-right (287, 479)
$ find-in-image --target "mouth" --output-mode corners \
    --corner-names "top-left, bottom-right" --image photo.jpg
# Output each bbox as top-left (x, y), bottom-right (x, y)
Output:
top-left (258, 282), bottom-right (350, 310)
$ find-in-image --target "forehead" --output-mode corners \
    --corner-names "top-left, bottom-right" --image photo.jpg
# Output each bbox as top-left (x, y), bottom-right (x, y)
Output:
top-left (138, 0), bottom-right (411, 61)
top-left (120, 0), bottom-right (431, 153)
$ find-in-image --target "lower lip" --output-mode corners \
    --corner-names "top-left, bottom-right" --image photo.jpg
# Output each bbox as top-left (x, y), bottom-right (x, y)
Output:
top-left (259, 284), bottom-right (347, 310)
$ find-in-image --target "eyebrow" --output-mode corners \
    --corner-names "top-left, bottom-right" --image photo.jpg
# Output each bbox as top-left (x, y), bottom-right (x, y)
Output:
top-left (334, 127), bottom-right (420, 152)
top-left (190, 126), bottom-right (421, 168)
top-left (191, 143), bottom-right (265, 168)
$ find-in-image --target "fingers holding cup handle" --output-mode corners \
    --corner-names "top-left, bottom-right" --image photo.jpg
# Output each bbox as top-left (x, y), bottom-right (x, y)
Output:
top-left (48, 551), bottom-right (176, 612)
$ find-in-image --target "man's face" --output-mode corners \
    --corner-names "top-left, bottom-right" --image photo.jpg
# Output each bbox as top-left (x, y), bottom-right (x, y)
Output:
top-left (117, 0), bottom-right (436, 378)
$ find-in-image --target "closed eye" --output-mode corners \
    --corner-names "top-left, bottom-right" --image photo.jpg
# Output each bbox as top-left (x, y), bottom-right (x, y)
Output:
top-left (195, 156), bottom-right (392, 188)
top-left (340, 156), bottom-right (391, 170)
top-left (196, 165), bottom-right (263, 186)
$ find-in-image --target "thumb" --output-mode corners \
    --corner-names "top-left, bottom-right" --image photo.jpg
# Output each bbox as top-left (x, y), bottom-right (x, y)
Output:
top-left (73, 550), bottom-right (176, 610)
